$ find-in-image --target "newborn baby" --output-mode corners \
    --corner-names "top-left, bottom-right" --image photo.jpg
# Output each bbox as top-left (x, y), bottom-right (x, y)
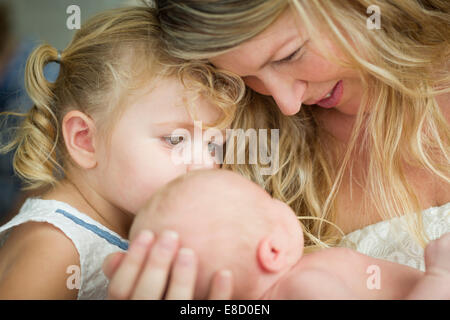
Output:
top-left (129, 169), bottom-right (448, 299)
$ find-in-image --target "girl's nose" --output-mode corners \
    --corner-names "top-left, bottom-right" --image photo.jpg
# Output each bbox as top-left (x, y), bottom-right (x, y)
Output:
top-left (187, 140), bottom-right (219, 172)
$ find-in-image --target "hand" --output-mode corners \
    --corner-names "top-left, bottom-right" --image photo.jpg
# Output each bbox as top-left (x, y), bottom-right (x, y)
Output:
top-left (422, 232), bottom-right (450, 275)
top-left (406, 233), bottom-right (450, 299)
top-left (102, 229), bottom-right (233, 300)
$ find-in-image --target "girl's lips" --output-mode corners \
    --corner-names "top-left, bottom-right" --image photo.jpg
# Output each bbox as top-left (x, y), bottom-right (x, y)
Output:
top-left (316, 80), bottom-right (343, 109)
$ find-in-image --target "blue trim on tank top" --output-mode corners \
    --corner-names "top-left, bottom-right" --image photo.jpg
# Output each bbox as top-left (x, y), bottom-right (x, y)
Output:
top-left (55, 208), bottom-right (129, 250)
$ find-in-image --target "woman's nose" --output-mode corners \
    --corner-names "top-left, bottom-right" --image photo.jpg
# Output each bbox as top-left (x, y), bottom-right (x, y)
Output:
top-left (246, 73), bottom-right (307, 116)
top-left (270, 78), bottom-right (307, 116)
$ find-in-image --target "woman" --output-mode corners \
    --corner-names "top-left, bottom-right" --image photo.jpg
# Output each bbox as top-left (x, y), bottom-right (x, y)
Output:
top-left (104, 0), bottom-right (449, 299)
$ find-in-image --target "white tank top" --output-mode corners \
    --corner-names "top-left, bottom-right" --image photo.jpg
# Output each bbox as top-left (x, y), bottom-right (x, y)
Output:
top-left (339, 202), bottom-right (450, 271)
top-left (0, 198), bottom-right (129, 299)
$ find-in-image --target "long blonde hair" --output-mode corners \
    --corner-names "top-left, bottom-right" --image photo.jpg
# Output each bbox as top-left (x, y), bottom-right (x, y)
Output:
top-left (155, 0), bottom-right (450, 248)
top-left (0, 6), bottom-right (245, 192)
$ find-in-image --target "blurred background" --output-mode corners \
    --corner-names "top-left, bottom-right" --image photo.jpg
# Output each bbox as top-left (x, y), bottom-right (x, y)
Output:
top-left (0, 0), bottom-right (142, 223)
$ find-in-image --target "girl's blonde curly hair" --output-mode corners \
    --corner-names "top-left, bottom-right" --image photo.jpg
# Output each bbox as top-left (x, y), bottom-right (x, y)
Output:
top-left (0, 6), bottom-right (246, 192)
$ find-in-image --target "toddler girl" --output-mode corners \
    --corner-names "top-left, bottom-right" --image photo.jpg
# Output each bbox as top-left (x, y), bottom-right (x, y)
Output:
top-left (0, 6), bottom-right (243, 299)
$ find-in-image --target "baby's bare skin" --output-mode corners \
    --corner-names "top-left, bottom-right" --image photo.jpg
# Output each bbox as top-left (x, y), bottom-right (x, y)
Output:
top-left (262, 247), bottom-right (421, 299)
top-left (406, 234), bottom-right (450, 299)
top-left (129, 169), bottom-right (448, 300)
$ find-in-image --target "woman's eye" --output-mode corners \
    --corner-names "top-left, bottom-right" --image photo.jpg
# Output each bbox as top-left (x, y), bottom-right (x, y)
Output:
top-left (275, 43), bottom-right (307, 65)
top-left (163, 135), bottom-right (185, 146)
top-left (280, 48), bottom-right (301, 63)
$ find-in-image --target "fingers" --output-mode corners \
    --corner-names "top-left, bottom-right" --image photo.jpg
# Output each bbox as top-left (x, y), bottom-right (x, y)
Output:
top-left (424, 233), bottom-right (450, 274)
top-left (165, 248), bottom-right (198, 300)
top-left (131, 230), bottom-right (180, 299)
top-left (106, 230), bottom-right (229, 301)
top-left (107, 230), bottom-right (155, 300)
top-left (102, 252), bottom-right (126, 279)
top-left (208, 270), bottom-right (233, 300)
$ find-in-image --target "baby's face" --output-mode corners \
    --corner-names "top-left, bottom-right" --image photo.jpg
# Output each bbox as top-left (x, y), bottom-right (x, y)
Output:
top-left (94, 77), bottom-right (227, 215)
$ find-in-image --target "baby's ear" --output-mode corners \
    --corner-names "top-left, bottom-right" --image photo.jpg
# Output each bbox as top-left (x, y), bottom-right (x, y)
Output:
top-left (257, 233), bottom-right (288, 273)
top-left (62, 110), bottom-right (97, 169)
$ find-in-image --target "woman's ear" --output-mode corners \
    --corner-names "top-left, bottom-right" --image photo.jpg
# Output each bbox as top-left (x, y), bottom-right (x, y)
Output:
top-left (257, 234), bottom-right (287, 273)
top-left (62, 110), bottom-right (98, 169)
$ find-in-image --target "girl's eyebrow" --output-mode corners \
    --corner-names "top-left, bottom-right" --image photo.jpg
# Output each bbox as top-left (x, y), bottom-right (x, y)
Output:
top-left (153, 122), bottom-right (195, 129)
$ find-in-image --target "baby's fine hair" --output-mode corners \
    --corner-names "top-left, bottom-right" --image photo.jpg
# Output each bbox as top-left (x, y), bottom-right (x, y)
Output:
top-left (0, 6), bottom-right (246, 191)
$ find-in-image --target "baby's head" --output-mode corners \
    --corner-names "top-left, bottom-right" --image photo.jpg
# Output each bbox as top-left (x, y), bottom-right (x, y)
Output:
top-left (3, 6), bottom-right (245, 215)
top-left (130, 169), bottom-right (304, 299)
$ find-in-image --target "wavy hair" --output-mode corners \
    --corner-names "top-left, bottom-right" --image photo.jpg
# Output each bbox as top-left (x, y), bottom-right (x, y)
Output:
top-left (0, 6), bottom-right (245, 192)
top-left (155, 0), bottom-right (450, 249)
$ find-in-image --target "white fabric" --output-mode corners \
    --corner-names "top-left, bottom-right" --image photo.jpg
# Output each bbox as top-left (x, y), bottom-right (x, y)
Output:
top-left (339, 202), bottom-right (450, 271)
top-left (0, 198), bottom-right (129, 299)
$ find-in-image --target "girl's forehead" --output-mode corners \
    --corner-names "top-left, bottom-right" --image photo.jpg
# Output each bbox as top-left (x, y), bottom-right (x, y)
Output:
top-left (122, 76), bottom-right (223, 126)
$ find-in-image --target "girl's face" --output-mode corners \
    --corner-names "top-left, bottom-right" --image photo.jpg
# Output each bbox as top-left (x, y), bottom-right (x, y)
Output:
top-left (209, 8), bottom-right (363, 117)
top-left (95, 77), bottom-right (225, 214)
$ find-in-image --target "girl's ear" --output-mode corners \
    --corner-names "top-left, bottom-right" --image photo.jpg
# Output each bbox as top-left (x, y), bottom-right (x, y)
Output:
top-left (62, 110), bottom-right (97, 169)
top-left (257, 234), bottom-right (287, 273)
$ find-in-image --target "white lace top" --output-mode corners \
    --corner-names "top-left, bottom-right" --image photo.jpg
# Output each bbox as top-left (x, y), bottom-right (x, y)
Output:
top-left (338, 202), bottom-right (450, 271)
top-left (0, 198), bottom-right (129, 299)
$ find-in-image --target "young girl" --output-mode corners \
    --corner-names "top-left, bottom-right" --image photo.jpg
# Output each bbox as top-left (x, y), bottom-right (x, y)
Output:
top-left (0, 6), bottom-right (243, 299)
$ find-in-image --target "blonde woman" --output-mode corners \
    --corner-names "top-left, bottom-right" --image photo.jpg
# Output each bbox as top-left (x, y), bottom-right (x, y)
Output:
top-left (149, 1), bottom-right (450, 273)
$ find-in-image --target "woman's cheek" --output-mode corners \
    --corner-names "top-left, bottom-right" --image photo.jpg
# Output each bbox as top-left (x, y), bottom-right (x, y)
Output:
top-left (290, 53), bottom-right (339, 82)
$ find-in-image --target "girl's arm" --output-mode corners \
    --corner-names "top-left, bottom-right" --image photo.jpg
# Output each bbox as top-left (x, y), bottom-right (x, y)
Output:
top-left (0, 222), bottom-right (79, 299)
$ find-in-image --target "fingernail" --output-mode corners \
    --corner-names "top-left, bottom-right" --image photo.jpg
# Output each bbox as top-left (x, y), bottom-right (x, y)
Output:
top-left (219, 270), bottom-right (232, 278)
top-left (160, 230), bottom-right (179, 249)
top-left (135, 230), bottom-right (154, 246)
top-left (177, 248), bottom-right (195, 265)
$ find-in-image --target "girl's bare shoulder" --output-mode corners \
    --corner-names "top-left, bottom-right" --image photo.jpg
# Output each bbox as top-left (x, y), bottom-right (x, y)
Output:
top-left (0, 221), bottom-right (79, 299)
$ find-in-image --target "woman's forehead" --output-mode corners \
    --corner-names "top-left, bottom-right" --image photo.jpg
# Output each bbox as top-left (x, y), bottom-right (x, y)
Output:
top-left (209, 8), bottom-right (303, 75)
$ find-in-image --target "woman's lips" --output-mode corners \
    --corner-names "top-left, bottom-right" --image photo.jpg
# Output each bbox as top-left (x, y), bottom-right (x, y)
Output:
top-left (315, 80), bottom-right (343, 109)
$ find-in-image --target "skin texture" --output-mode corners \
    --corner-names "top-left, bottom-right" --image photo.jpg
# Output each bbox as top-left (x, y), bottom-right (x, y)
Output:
top-left (209, 8), bottom-right (363, 141)
top-left (210, 7), bottom-right (450, 235)
top-left (128, 169), bottom-right (438, 300)
top-left (0, 76), bottom-right (228, 299)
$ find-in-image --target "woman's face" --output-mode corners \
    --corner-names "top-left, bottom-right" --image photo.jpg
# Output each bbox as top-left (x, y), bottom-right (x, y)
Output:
top-left (210, 8), bottom-right (363, 117)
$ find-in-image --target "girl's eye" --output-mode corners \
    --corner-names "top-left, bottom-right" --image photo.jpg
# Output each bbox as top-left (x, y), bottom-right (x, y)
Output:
top-left (163, 135), bottom-right (185, 146)
top-left (208, 141), bottom-right (221, 157)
